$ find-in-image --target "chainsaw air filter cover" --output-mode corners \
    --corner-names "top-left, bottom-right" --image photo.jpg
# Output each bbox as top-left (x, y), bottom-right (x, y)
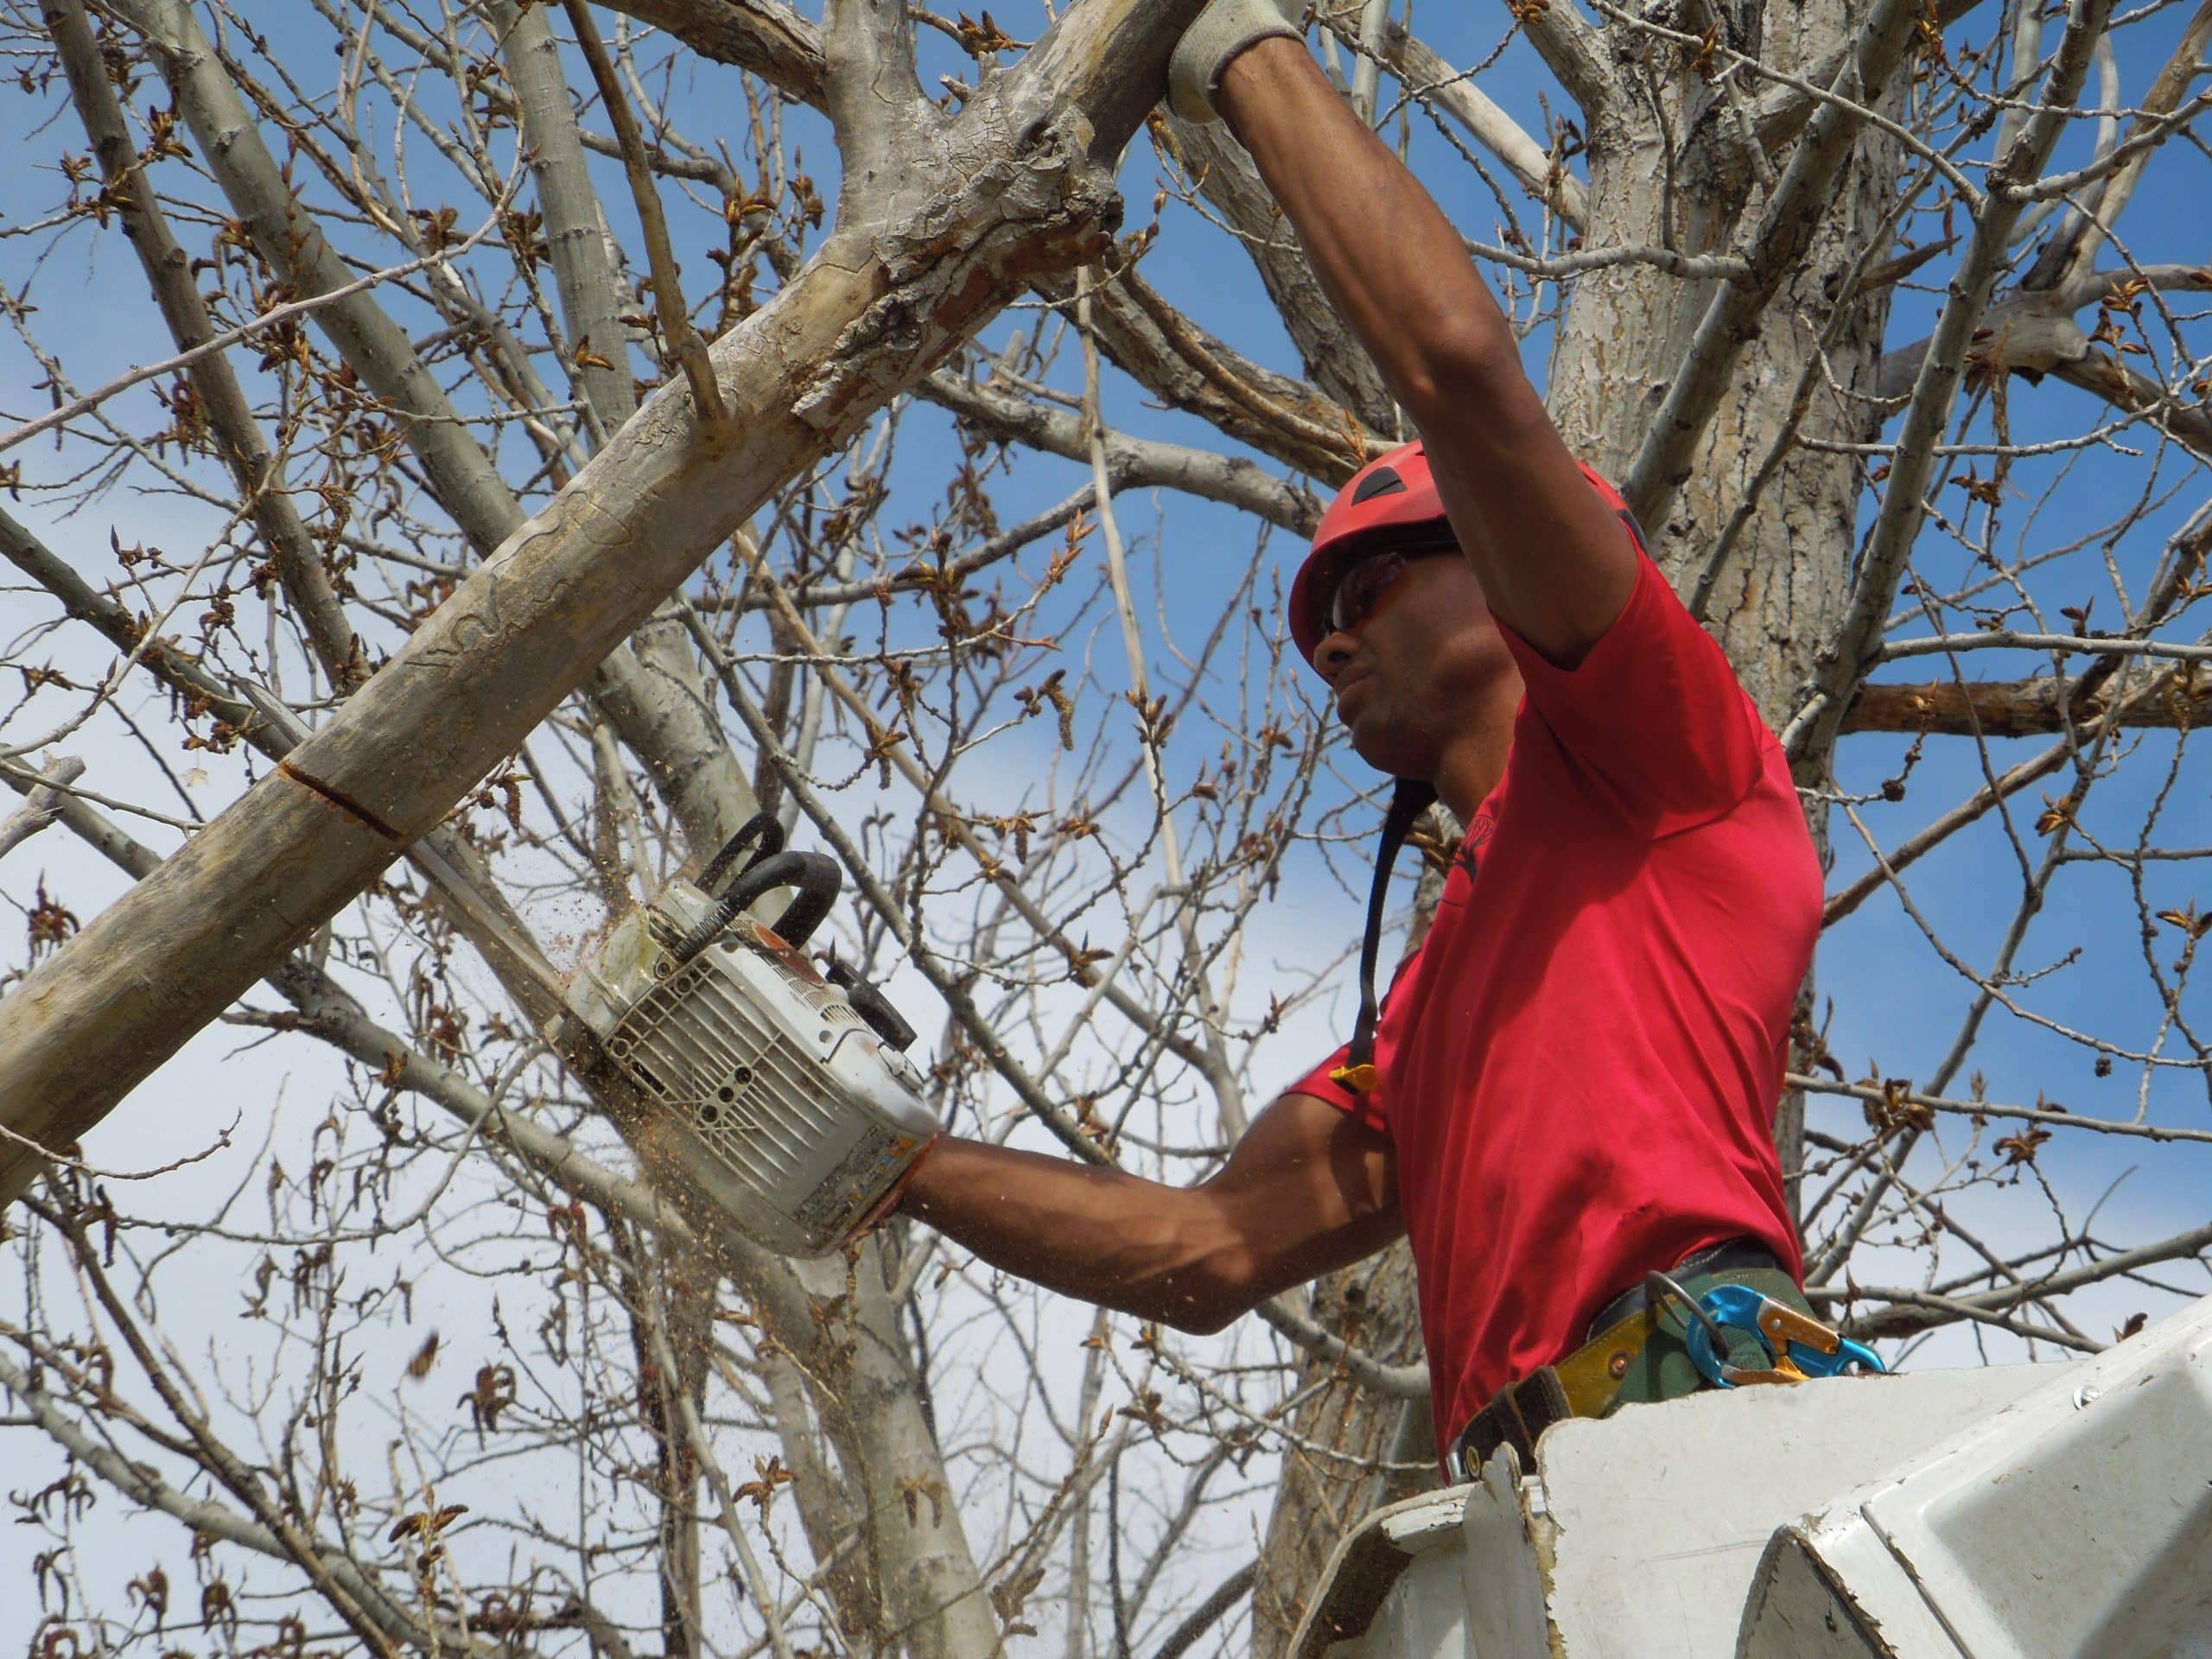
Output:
top-left (562, 878), bottom-right (936, 1256)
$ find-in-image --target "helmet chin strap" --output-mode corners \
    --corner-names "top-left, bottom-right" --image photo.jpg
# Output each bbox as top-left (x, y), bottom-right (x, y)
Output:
top-left (1331, 775), bottom-right (1439, 1096)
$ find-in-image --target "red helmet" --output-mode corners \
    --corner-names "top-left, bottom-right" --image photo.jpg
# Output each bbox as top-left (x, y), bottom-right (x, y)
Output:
top-left (1287, 441), bottom-right (1642, 668)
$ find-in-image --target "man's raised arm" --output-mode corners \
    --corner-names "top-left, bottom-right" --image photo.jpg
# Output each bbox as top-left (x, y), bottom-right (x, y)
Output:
top-left (899, 1091), bottom-right (1401, 1332)
top-left (1184, 25), bottom-right (1639, 669)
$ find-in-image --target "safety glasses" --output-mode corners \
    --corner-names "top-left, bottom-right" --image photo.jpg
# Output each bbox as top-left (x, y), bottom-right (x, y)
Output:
top-left (1325, 537), bottom-right (1458, 636)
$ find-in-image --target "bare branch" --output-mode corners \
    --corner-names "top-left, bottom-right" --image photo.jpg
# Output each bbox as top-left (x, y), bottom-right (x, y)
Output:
top-left (1315, 9), bottom-right (1588, 227)
top-left (597, 0), bottom-right (826, 104)
top-left (1052, 262), bottom-right (1383, 483)
top-left (820, 0), bottom-right (933, 217)
top-left (1811, 1284), bottom-right (2105, 1351)
top-left (0, 756), bottom-right (85, 861)
top-left (1149, 1560), bottom-right (1256, 1659)
top-left (0, 1344), bottom-right (437, 1649)
top-left (1156, 112), bottom-right (1397, 428)
top-left (0, 0), bottom-right (1207, 1193)
top-left (1801, 0), bottom-right (2122, 762)
top-left (921, 368), bottom-right (1322, 531)
top-left (563, 0), bottom-right (730, 432)
top-left (45, 0), bottom-right (361, 682)
top-left (1842, 669), bottom-right (2212, 735)
top-left (0, 223), bottom-right (509, 463)
top-left (494, 0), bottom-right (640, 434)
top-left (2034, 0), bottom-right (2212, 287)
top-left (1251, 1298), bottom-right (1428, 1398)
top-left (1789, 1073), bottom-right (2212, 1147)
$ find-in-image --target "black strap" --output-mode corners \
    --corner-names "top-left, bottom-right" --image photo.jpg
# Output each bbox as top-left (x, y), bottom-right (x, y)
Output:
top-left (1453, 1368), bottom-right (1573, 1481)
top-left (1345, 777), bottom-right (1438, 1077)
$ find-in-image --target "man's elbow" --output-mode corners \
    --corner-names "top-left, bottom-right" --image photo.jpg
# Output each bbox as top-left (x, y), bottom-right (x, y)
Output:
top-left (1395, 311), bottom-right (1528, 424)
top-left (1156, 1299), bottom-right (1244, 1338)
top-left (1148, 1249), bottom-right (1264, 1336)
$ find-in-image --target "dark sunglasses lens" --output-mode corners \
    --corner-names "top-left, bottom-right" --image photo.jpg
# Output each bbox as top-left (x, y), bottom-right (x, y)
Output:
top-left (1330, 550), bottom-right (1408, 633)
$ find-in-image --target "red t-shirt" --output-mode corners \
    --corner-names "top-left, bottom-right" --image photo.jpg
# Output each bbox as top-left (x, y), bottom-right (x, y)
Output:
top-left (1291, 551), bottom-right (1821, 1450)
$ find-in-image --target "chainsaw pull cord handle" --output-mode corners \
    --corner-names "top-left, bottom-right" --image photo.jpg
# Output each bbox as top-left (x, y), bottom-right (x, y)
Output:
top-left (1342, 777), bottom-right (1439, 1084)
top-left (697, 810), bottom-right (785, 896)
top-left (670, 849), bottom-right (842, 964)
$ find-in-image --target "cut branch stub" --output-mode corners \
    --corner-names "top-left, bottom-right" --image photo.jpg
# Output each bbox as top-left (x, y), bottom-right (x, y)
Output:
top-left (0, 0), bottom-right (1208, 1201)
top-left (599, 0), bottom-right (827, 104)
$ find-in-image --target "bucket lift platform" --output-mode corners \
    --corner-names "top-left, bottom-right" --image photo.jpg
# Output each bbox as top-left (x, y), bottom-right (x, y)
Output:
top-left (1291, 1292), bottom-right (2212, 1659)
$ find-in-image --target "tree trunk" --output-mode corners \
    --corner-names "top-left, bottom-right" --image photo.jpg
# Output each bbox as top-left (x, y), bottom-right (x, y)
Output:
top-left (1250, 1243), bottom-right (1428, 1652)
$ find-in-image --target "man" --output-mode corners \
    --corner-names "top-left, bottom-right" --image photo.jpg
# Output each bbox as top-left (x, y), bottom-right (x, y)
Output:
top-left (899, 0), bottom-right (1827, 1478)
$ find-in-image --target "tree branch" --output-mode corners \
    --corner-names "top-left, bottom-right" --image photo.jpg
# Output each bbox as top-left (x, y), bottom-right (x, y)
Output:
top-left (1325, 8), bottom-right (1588, 227)
top-left (1251, 1298), bottom-right (1429, 1398)
top-left (920, 368), bottom-right (1322, 531)
top-left (1816, 497), bottom-right (2208, 924)
top-left (0, 505), bottom-right (569, 1025)
top-left (1842, 664), bottom-right (2212, 735)
top-left (2030, 0), bottom-right (2212, 289)
top-left (1046, 262), bottom-right (1384, 485)
top-left (595, 0), bottom-right (825, 105)
top-left (1751, 0), bottom-right (1993, 151)
top-left (494, 0), bottom-right (640, 435)
top-left (1787, 1072), bottom-right (2212, 1148)
top-left (0, 755), bottom-right (84, 861)
top-left (3, 761), bottom-right (702, 1249)
top-left (114, 0), bottom-right (765, 866)
top-left (0, 1344), bottom-right (438, 1651)
top-left (1809, 1284), bottom-right (2104, 1351)
top-left (0, 0), bottom-right (1215, 1197)
top-left (821, 0), bottom-right (933, 218)
top-left (563, 0), bottom-right (730, 432)
top-left (44, 0), bottom-right (362, 682)
top-left (1155, 111), bottom-right (1397, 429)
top-left (1799, 0), bottom-right (2120, 765)
top-left (1149, 1560), bottom-right (1257, 1659)
top-left (1872, 270), bottom-right (2212, 465)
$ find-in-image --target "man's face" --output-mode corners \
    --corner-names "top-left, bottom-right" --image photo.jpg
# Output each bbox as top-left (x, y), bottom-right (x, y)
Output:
top-left (1310, 550), bottom-right (1515, 779)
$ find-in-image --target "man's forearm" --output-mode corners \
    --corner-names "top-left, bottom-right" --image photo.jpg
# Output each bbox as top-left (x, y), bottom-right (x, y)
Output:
top-left (900, 1136), bottom-right (1251, 1333)
top-left (1215, 39), bottom-right (1518, 423)
top-left (1213, 36), bottom-right (1641, 663)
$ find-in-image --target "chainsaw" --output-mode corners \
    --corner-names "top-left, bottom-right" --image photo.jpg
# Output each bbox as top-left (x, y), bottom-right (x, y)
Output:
top-left (552, 812), bottom-right (938, 1256)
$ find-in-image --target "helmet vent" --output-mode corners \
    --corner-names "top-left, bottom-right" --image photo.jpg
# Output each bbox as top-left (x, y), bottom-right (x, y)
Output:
top-left (1350, 467), bottom-right (1408, 504)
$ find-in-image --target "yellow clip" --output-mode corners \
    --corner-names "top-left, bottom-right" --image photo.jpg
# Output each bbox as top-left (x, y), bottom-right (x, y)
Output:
top-left (1329, 1062), bottom-right (1379, 1094)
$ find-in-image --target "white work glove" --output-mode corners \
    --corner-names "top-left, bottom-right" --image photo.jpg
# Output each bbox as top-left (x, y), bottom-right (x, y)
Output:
top-left (1166, 0), bottom-right (1306, 124)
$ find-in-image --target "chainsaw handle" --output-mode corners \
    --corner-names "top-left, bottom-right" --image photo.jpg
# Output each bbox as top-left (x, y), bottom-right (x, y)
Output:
top-left (697, 810), bottom-right (785, 895)
top-left (671, 849), bottom-right (842, 963)
top-left (765, 852), bottom-right (841, 946)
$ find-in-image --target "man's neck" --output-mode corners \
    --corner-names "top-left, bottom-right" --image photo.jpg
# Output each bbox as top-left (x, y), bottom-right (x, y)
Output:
top-left (1429, 674), bottom-right (1522, 823)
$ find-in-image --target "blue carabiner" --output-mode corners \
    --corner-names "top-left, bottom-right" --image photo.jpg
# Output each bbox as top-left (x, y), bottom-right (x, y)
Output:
top-left (1785, 1332), bottom-right (1886, 1378)
top-left (1681, 1283), bottom-right (1886, 1389)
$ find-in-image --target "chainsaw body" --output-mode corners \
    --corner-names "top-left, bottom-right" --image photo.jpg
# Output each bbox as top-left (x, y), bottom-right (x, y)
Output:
top-left (558, 865), bottom-right (935, 1257)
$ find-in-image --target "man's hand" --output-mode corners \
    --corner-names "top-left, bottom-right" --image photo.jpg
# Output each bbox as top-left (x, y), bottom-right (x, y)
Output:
top-left (1166, 0), bottom-right (1303, 124)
